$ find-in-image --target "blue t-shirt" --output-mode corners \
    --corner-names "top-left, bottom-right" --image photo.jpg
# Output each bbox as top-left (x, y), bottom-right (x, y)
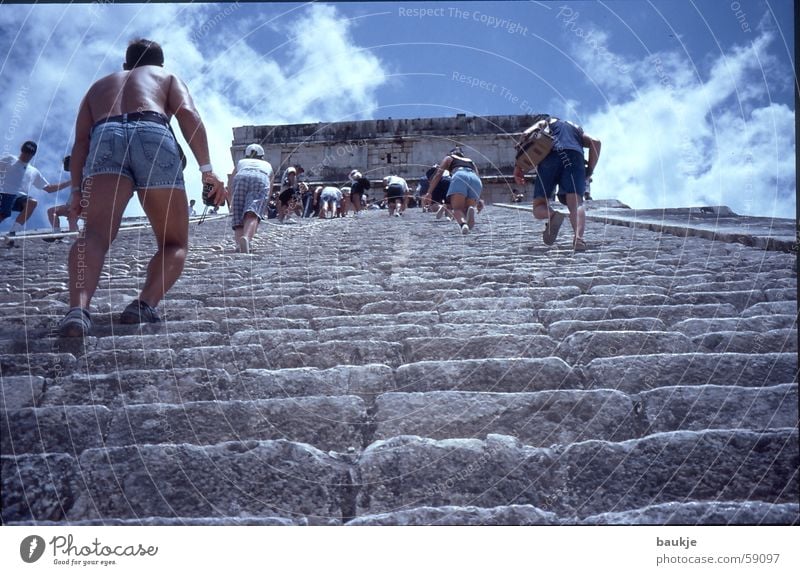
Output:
top-left (550, 119), bottom-right (585, 154)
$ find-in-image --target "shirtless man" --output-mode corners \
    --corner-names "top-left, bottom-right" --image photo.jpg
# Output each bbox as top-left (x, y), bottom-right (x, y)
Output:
top-left (59, 38), bottom-right (226, 337)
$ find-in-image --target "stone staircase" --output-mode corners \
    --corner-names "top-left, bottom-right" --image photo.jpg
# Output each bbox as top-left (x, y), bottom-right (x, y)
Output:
top-left (1, 205), bottom-right (797, 525)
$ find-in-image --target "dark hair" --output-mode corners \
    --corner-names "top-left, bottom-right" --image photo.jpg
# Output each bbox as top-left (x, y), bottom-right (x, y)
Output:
top-left (449, 146), bottom-right (463, 156)
top-left (21, 141), bottom-right (37, 155)
top-left (124, 38), bottom-right (164, 70)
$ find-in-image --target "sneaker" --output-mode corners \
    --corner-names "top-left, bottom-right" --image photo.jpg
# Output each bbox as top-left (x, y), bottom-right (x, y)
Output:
top-left (4, 232), bottom-right (16, 248)
top-left (542, 211), bottom-right (565, 245)
top-left (466, 206), bottom-right (476, 228)
top-left (435, 205), bottom-right (446, 220)
top-left (58, 307), bottom-right (92, 337)
top-left (394, 212), bottom-right (401, 218)
top-left (460, 223), bottom-right (470, 235)
top-left (119, 299), bottom-right (161, 324)
top-left (238, 236), bottom-right (250, 254)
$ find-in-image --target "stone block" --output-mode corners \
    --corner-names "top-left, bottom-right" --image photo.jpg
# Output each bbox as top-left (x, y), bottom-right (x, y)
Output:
top-left (403, 335), bottom-right (558, 363)
top-left (106, 396), bottom-right (367, 452)
top-left (639, 383), bottom-right (798, 433)
top-left (373, 389), bottom-right (636, 446)
top-left (559, 429), bottom-right (798, 517)
top-left (347, 504), bottom-right (559, 525)
top-left (394, 358), bottom-right (581, 393)
top-left (1, 375), bottom-right (45, 409)
top-left (584, 352), bottom-right (798, 394)
top-left (580, 501), bottom-right (800, 525)
top-left (558, 331), bottom-right (694, 365)
top-left (233, 364), bottom-right (393, 400)
top-left (71, 441), bottom-right (348, 524)
top-left (2, 454), bottom-right (82, 523)
top-left (2, 405), bottom-right (113, 455)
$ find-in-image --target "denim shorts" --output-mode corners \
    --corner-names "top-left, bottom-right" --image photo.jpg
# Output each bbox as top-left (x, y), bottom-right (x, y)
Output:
top-left (84, 119), bottom-right (185, 190)
top-left (320, 190), bottom-right (340, 207)
top-left (533, 149), bottom-right (585, 200)
top-left (446, 168), bottom-right (482, 201)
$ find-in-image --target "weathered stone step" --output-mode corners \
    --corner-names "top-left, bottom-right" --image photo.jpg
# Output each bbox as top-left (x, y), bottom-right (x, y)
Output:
top-left (271, 340), bottom-right (405, 369)
top-left (372, 390), bottom-right (637, 446)
top-left (309, 312), bottom-right (438, 330)
top-left (105, 396), bottom-right (367, 451)
top-left (7, 516), bottom-right (304, 526)
top-left (229, 329), bottom-right (318, 347)
top-left (430, 322), bottom-right (547, 338)
top-left (94, 331), bottom-right (228, 351)
top-left (742, 301), bottom-right (797, 317)
top-left (394, 358), bottom-right (581, 393)
top-left (42, 369), bottom-right (233, 406)
top-left (543, 294), bottom-right (671, 308)
top-left (317, 324), bottom-right (430, 343)
top-left (1, 352), bottom-right (76, 377)
top-left (538, 303), bottom-right (739, 326)
top-left (234, 365), bottom-right (394, 400)
top-left (6, 440), bottom-right (349, 524)
top-left (347, 504), bottom-right (559, 526)
top-left (82, 348), bottom-right (177, 372)
top-left (639, 383), bottom-right (798, 433)
top-left (692, 329), bottom-right (797, 353)
top-left (2, 453), bottom-right (81, 522)
top-left (435, 297), bottom-right (534, 312)
top-left (548, 318), bottom-right (668, 340)
top-left (221, 317), bottom-right (310, 333)
top-left (2, 405), bottom-right (111, 455)
top-left (583, 352), bottom-right (797, 394)
top-left (439, 309), bottom-right (539, 325)
top-left (355, 429), bottom-right (798, 518)
top-left (672, 315), bottom-right (797, 337)
top-left (580, 501), bottom-right (800, 525)
top-left (403, 335), bottom-right (558, 363)
top-left (558, 331), bottom-right (694, 365)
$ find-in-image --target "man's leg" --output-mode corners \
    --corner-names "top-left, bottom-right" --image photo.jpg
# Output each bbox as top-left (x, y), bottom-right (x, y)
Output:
top-left (68, 174), bottom-right (133, 309)
top-left (136, 186), bottom-right (189, 308)
top-left (449, 193), bottom-right (467, 225)
top-left (48, 207), bottom-right (59, 230)
top-left (16, 197), bottom-right (37, 226)
top-left (242, 212), bottom-right (260, 241)
top-left (565, 192), bottom-right (585, 242)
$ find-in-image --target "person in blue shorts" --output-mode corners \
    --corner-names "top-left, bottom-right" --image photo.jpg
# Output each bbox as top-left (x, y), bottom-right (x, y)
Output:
top-left (425, 147), bottom-right (482, 235)
top-left (58, 38), bottom-right (226, 337)
top-left (514, 115), bottom-right (601, 251)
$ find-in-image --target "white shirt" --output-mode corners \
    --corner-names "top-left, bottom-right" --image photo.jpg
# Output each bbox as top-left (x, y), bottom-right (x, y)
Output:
top-left (384, 176), bottom-right (408, 192)
top-left (0, 155), bottom-right (49, 197)
top-left (237, 158), bottom-right (273, 178)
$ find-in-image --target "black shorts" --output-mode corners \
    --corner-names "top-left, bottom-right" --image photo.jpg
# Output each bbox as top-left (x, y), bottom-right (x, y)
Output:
top-left (0, 194), bottom-right (29, 218)
top-left (386, 184), bottom-right (405, 200)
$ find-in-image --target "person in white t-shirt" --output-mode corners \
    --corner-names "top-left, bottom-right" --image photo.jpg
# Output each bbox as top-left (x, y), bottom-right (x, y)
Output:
top-left (0, 141), bottom-right (70, 244)
top-left (229, 143), bottom-right (273, 254)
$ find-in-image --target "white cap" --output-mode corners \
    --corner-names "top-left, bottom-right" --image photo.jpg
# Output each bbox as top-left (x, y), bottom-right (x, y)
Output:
top-left (245, 143), bottom-right (264, 158)
top-left (349, 170), bottom-right (362, 180)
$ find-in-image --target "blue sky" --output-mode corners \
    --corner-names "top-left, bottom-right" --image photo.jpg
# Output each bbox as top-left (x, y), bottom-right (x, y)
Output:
top-left (0, 1), bottom-right (795, 229)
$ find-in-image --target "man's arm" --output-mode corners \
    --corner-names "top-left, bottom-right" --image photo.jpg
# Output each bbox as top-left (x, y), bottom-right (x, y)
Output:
top-left (167, 74), bottom-right (226, 205)
top-left (44, 180), bottom-right (71, 193)
top-left (582, 133), bottom-right (601, 178)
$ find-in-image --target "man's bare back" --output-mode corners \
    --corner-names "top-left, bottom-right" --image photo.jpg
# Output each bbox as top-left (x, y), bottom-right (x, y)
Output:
top-left (83, 66), bottom-right (182, 123)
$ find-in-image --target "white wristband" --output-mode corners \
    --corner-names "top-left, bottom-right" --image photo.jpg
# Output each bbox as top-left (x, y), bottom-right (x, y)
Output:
top-left (199, 164), bottom-right (213, 173)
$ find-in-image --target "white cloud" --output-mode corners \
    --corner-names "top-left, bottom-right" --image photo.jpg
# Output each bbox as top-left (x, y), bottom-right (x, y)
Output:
top-left (0, 2), bottom-right (388, 231)
top-left (565, 23), bottom-right (795, 218)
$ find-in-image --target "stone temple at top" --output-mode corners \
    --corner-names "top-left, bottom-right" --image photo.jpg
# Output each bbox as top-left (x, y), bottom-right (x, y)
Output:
top-left (230, 113), bottom-right (543, 203)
